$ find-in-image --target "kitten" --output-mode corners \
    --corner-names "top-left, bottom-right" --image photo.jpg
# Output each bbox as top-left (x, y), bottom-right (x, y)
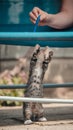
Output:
top-left (23, 44), bottom-right (53, 125)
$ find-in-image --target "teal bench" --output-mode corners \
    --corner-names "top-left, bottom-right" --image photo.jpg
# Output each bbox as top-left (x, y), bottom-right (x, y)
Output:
top-left (0, 0), bottom-right (73, 90)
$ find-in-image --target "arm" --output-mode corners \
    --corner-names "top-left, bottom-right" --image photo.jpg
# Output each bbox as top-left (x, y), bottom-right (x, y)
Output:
top-left (29, 0), bottom-right (73, 29)
top-left (49, 0), bottom-right (73, 29)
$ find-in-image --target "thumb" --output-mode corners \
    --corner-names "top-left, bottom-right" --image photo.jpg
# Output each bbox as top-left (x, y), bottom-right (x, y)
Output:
top-left (40, 13), bottom-right (47, 21)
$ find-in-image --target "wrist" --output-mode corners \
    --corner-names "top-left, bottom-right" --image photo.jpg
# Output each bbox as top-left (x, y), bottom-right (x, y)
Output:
top-left (45, 14), bottom-right (54, 26)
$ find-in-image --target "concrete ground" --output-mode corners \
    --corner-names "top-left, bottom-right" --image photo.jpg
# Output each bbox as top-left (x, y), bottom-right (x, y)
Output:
top-left (0, 104), bottom-right (73, 130)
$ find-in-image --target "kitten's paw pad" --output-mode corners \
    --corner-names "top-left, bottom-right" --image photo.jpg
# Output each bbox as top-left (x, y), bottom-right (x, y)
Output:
top-left (24, 120), bottom-right (33, 125)
top-left (39, 117), bottom-right (47, 122)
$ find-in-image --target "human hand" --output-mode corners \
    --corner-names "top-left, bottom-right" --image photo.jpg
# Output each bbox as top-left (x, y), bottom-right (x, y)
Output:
top-left (29, 7), bottom-right (50, 26)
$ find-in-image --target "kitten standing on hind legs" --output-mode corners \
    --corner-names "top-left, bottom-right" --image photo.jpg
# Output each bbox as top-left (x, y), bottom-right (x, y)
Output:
top-left (23, 44), bottom-right (53, 125)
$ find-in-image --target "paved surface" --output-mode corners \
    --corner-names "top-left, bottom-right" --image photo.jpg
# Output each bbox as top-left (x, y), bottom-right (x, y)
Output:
top-left (0, 104), bottom-right (73, 130)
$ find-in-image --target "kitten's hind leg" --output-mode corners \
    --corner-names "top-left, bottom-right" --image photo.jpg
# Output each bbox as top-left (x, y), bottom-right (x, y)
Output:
top-left (37, 104), bottom-right (47, 122)
top-left (38, 117), bottom-right (47, 122)
top-left (23, 103), bottom-right (33, 125)
top-left (24, 109), bottom-right (33, 125)
top-left (38, 111), bottom-right (47, 122)
top-left (24, 119), bottom-right (33, 125)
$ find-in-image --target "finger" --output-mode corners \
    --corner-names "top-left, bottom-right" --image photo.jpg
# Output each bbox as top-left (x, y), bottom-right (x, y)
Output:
top-left (29, 12), bottom-right (37, 21)
top-left (33, 7), bottom-right (44, 15)
top-left (38, 22), bottom-right (45, 26)
top-left (40, 13), bottom-right (46, 21)
top-left (30, 18), bottom-right (36, 24)
top-left (32, 7), bottom-right (39, 17)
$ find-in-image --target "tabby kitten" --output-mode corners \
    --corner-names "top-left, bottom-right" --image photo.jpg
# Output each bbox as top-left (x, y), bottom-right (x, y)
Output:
top-left (23, 44), bottom-right (53, 125)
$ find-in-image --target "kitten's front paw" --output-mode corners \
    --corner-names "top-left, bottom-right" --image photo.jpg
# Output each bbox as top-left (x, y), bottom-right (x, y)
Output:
top-left (39, 117), bottom-right (47, 122)
top-left (24, 119), bottom-right (33, 125)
